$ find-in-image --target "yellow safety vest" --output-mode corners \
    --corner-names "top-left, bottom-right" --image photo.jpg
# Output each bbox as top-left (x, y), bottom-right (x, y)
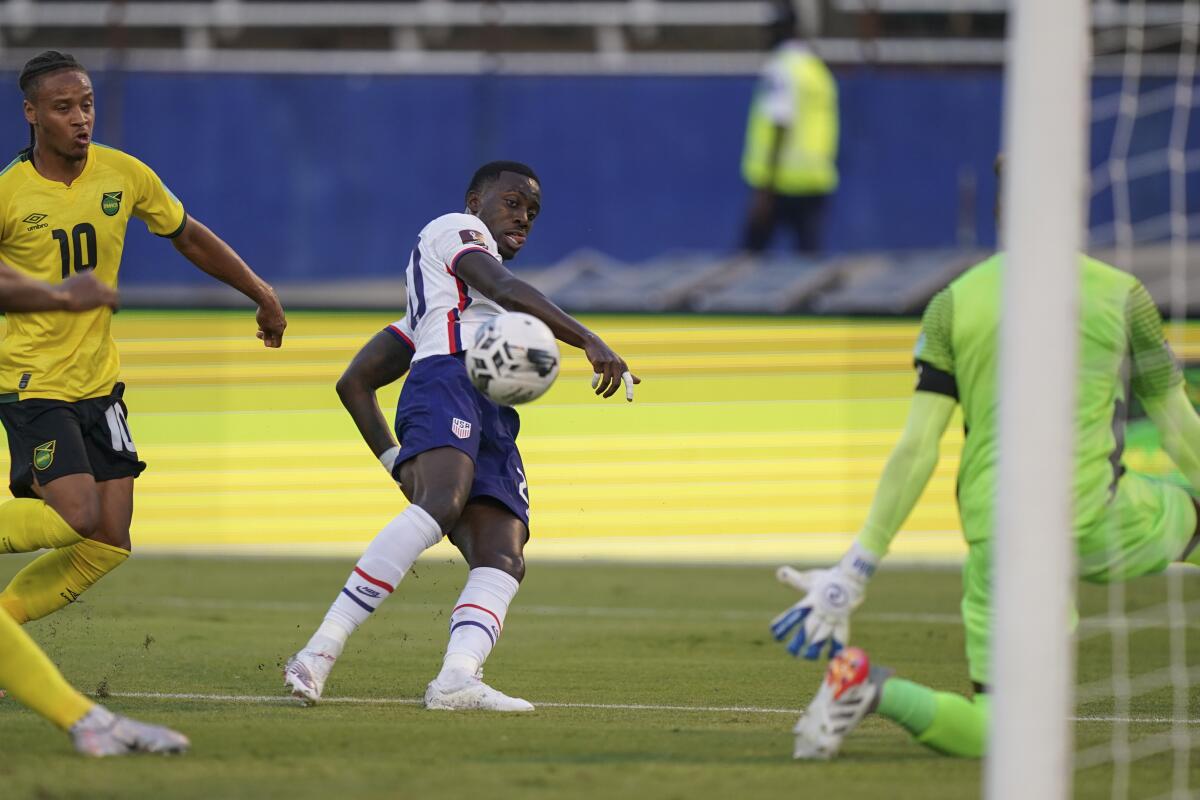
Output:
top-left (741, 46), bottom-right (839, 195)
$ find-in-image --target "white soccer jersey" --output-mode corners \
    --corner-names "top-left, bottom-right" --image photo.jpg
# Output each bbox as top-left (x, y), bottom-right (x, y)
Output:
top-left (385, 314), bottom-right (415, 351)
top-left (404, 212), bottom-right (506, 361)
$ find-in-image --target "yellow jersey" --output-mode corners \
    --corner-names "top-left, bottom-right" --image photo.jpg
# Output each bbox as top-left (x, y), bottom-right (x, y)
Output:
top-left (0, 143), bottom-right (185, 401)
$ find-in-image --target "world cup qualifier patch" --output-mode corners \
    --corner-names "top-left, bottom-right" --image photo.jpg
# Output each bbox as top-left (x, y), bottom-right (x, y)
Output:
top-left (459, 229), bottom-right (487, 246)
top-left (101, 191), bottom-right (123, 216)
top-left (33, 441), bottom-right (55, 471)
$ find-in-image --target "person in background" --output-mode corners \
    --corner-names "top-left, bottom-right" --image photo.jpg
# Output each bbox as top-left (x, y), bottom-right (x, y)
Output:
top-left (740, 0), bottom-right (839, 256)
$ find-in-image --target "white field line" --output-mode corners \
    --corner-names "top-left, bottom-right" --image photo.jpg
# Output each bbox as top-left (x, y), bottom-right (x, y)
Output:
top-left (107, 692), bottom-right (793, 715)
top-left (148, 595), bottom-right (965, 625)
top-left (104, 690), bottom-right (1198, 725)
top-left (146, 596), bottom-right (1195, 631)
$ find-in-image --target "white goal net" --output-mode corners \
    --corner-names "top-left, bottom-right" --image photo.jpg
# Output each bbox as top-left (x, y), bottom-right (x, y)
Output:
top-left (1076, 2), bottom-right (1199, 798)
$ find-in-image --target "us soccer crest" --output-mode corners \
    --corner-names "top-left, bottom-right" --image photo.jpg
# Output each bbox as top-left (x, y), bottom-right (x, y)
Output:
top-left (101, 191), bottom-right (123, 216)
top-left (33, 441), bottom-right (55, 471)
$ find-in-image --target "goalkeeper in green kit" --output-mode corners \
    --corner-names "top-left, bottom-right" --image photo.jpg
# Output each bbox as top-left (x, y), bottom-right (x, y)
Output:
top-left (771, 233), bottom-right (1200, 759)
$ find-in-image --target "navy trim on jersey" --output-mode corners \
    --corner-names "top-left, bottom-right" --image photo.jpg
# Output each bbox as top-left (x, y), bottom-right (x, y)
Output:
top-left (410, 239), bottom-right (427, 326)
top-left (448, 245), bottom-right (492, 275)
top-left (445, 273), bottom-right (472, 351)
top-left (385, 324), bottom-right (415, 351)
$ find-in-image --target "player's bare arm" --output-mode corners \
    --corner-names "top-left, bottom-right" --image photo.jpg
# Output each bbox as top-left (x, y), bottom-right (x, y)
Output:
top-left (0, 265), bottom-right (116, 313)
top-left (336, 331), bottom-right (413, 458)
top-left (455, 251), bottom-right (639, 399)
top-left (170, 216), bottom-right (286, 347)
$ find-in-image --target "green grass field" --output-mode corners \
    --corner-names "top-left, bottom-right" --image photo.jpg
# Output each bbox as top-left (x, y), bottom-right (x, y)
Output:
top-left (2, 311), bottom-right (1200, 798)
top-left (2, 557), bottom-right (1198, 799)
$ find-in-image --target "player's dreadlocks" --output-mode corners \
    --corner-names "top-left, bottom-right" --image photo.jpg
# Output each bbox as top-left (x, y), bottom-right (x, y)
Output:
top-left (467, 161), bottom-right (540, 197)
top-left (18, 50), bottom-right (87, 152)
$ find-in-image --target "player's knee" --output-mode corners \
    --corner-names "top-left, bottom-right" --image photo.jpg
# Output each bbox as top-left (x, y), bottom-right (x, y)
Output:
top-left (475, 547), bottom-right (525, 582)
top-left (501, 552), bottom-right (525, 583)
top-left (415, 488), bottom-right (472, 534)
top-left (91, 524), bottom-right (132, 551)
top-left (52, 494), bottom-right (101, 539)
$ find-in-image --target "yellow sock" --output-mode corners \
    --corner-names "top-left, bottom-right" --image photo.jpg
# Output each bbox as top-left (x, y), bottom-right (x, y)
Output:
top-left (0, 607), bottom-right (93, 729)
top-left (0, 539), bottom-right (130, 624)
top-left (0, 498), bottom-right (82, 553)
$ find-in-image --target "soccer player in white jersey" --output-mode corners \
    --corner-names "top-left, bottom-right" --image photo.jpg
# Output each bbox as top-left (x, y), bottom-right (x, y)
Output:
top-left (285, 161), bottom-right (638, 711)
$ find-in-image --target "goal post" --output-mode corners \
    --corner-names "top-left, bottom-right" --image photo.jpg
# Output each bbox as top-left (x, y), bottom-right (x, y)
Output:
top-left (986, 0), bottom-right (1089, 798)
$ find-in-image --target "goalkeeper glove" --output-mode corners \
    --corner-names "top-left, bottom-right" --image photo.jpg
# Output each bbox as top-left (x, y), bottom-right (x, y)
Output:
top-left (769, 541), bottom-right (879, 660)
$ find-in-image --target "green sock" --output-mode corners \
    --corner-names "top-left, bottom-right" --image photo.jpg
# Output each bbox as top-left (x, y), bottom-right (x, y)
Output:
top-left (876, 677), bottom-right (938, 734)
top-left (876, 677), bottom-right (989, 758)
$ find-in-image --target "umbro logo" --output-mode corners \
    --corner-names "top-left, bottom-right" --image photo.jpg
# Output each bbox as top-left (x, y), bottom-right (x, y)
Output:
top-left (23, 212), bottom-right (48, 231)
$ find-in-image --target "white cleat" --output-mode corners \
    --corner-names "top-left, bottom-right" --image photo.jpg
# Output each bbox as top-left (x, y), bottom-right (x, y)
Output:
top-left (792, 647), bottom-right (886, 760)
top-left (284, 648), bottom-right (338, 706)
top-left (424, 669), bottom-right (534, 712)
top-left (70, 705), bottom-right (189, 757)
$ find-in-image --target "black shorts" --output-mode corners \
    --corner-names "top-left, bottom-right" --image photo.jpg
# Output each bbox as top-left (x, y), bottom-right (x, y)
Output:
top-left (0, 382), bottom-right (146, 498)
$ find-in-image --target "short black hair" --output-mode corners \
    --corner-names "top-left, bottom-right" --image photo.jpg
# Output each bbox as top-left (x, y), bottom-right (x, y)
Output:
top-left (19, 50), bottom-right (87, 101)
top-left (768, 1), bottom-right (798, 32)
top-left (467, 161), bottom-right (539, 196)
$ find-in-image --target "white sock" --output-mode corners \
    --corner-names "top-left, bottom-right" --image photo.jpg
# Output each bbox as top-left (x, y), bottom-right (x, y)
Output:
top-left (306, 504), bottom-right (442, 657)
top-left (438, 567), bottom-right (521, 680)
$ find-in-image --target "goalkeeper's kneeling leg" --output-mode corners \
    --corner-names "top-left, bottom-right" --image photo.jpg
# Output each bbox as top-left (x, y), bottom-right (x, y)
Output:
top-left (875, 677), bottom-right (988, 758)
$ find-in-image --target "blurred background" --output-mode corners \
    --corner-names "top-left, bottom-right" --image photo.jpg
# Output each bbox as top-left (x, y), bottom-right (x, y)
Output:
top-left (2, 0), bottom-right (1015, 311)
top-left (0, 0), bottom-right (1193, 311)
top-left (0, 0), bottom-right (1194, 562)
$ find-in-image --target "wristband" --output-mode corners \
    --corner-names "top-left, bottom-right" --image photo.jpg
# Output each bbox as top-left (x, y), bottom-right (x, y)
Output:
top-left (379, 445), bottom-right (401, 474)
top-left (837, 541), bottom-right (880, 584)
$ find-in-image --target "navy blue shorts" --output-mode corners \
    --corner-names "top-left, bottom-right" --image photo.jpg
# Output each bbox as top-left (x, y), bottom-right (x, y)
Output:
top-left (393, 354), bottom-right (529, 528)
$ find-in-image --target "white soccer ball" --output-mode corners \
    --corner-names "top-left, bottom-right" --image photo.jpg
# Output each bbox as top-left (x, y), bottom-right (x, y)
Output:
top-left (467, 312), bottom-right (560, 405)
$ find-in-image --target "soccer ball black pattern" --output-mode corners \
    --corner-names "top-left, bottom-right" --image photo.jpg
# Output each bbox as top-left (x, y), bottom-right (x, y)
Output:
top-left (467, 312), bottom-right (560, 405)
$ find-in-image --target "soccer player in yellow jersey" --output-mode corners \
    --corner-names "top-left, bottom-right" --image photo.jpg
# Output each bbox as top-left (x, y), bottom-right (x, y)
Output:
top-left (0, 264), bottom-right (187, 755)
top-left (0, 51), bottom-right (286, 626)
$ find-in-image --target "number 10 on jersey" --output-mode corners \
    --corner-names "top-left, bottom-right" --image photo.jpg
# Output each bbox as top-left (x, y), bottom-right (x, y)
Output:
top-left (52, 223), bottom-right (97, 279)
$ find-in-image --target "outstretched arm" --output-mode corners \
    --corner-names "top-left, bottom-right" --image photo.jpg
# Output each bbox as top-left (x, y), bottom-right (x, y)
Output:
top-left (856, 391), bottom-right (958, 557)
top-left (771, 391), bottom-right (956, 658)
top-left (455, 251), bottom-right (639, 400)
top-left (336, 329), bottom-right (414, 460)
top-left (171, 215), bottom-right (287, 347)
top-left (0, 266), bottom-right (117, 313)
top-left (1143, 384), bottom-right (1200, 492)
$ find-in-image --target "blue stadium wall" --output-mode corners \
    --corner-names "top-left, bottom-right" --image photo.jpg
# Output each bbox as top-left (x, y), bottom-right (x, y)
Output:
top-left (0, 70), bottom-right (1192, 286)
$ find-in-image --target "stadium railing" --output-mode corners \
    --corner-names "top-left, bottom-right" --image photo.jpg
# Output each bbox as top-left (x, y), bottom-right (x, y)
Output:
top-left (0, 0), bottom-right (1189, 73)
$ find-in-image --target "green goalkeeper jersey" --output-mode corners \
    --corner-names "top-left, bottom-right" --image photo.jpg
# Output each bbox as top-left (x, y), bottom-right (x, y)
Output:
top-left (913, 253), bottom-right (1182, 544)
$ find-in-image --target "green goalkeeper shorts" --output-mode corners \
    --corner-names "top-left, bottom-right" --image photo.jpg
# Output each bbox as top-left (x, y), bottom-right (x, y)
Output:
top-left (961, 471), bottom-right (1196, 686)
